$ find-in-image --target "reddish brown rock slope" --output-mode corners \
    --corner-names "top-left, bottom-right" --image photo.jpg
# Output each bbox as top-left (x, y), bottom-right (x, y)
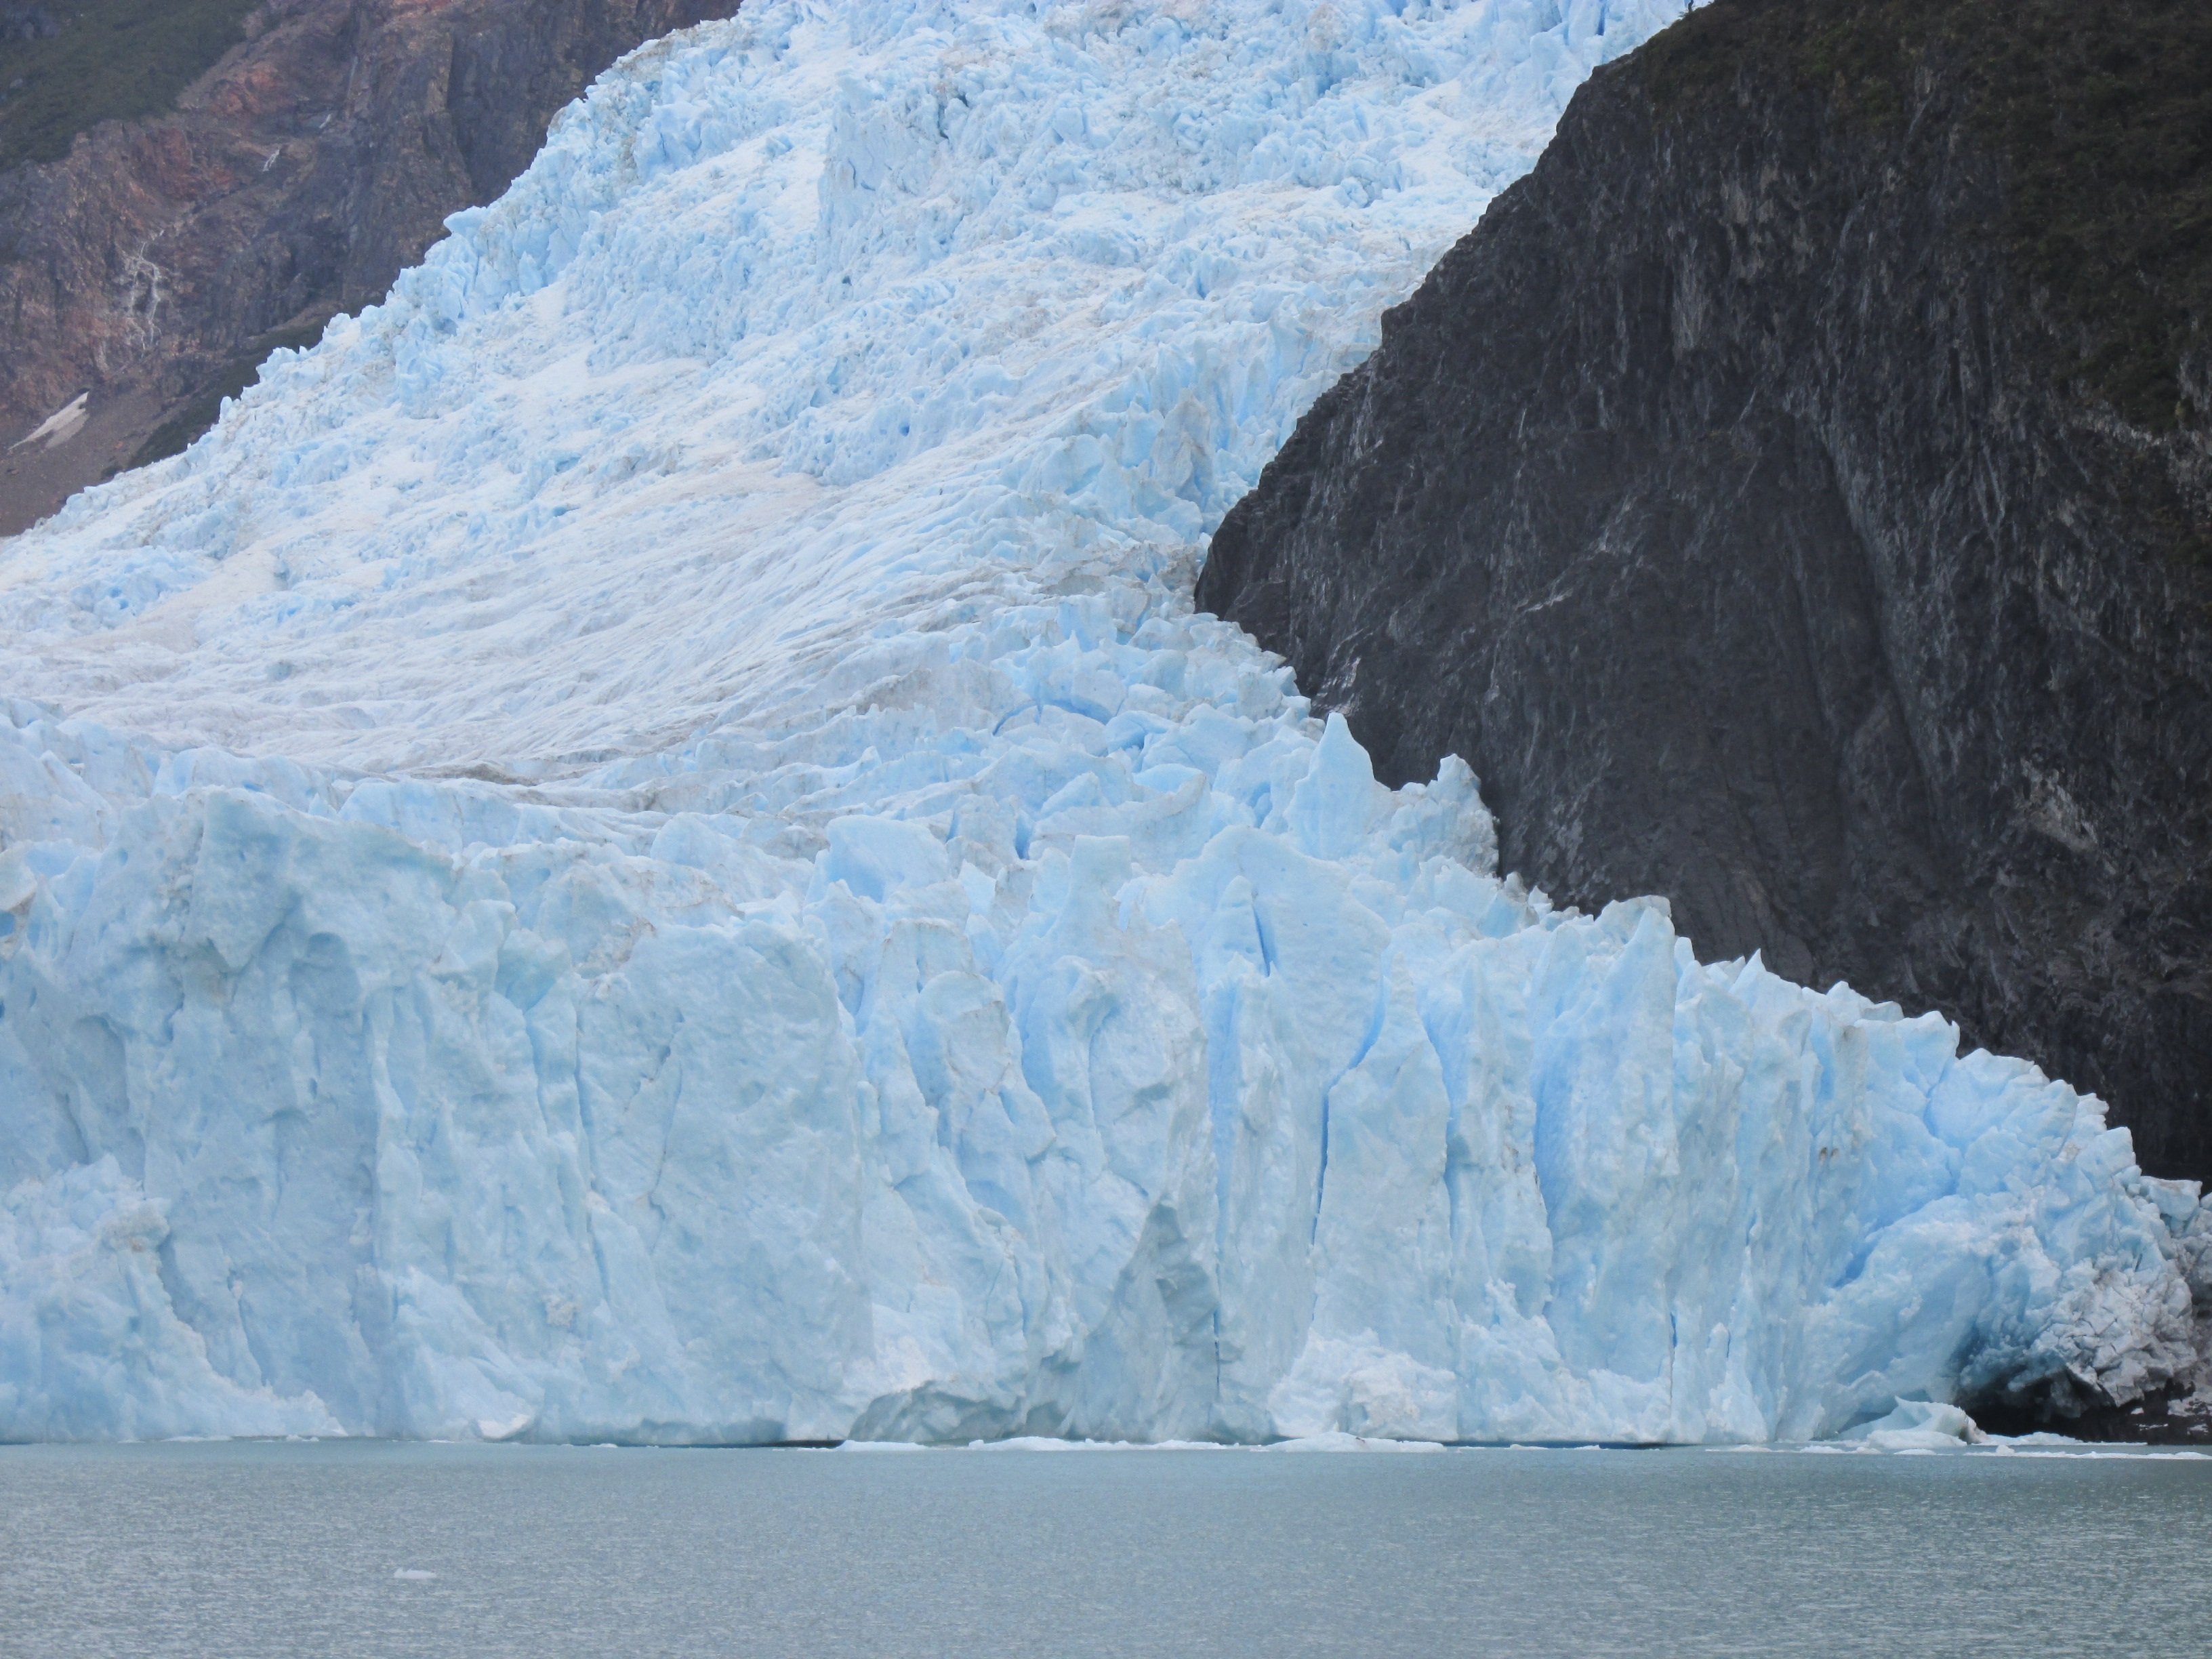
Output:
top-left (0, 0), bottom-right (736, 535)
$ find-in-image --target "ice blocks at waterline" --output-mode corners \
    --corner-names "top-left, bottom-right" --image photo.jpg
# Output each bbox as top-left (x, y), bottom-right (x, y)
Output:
top-left (1, 0), bottom-right (2201, 1443)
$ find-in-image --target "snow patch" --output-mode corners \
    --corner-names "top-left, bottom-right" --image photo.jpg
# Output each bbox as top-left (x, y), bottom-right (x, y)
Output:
top-left (8, 394), bottom-right (88, 453)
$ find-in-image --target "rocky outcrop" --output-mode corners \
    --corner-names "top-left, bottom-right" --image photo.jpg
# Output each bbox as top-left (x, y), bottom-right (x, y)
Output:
top-left (0, 0), bottom-right (736, 535)
top-left (1198, 0), bottom-right (2212, 1181)
top-left (2, 4), bottom-right (64, 45)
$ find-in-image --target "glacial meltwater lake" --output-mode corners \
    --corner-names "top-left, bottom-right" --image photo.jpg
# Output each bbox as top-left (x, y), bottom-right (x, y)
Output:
top-left (1, 1441), bottom-right (2205, 1657)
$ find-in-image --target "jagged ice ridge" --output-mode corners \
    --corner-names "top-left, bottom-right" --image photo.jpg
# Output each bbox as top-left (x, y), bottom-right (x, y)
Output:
top-left (1, 0), bottom-right (2205, 1443)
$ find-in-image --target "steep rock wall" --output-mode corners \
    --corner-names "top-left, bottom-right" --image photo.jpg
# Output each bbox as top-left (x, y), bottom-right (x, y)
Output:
top-left (1199, 0), bottom-right (2212, 1182)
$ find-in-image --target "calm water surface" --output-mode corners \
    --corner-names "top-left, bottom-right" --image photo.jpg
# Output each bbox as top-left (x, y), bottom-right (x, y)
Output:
top-left (0, 1441), bottom-right (2203, 1657)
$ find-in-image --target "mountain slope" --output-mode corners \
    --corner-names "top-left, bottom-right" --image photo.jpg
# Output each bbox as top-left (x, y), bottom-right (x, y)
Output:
top-left (0, 0), bottom-right (739, 537)
top-left (1200, 0), bottom-right (2212, 1185)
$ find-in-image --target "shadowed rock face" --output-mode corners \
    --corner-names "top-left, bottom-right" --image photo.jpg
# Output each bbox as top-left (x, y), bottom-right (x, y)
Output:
top-left (0, 0), bottom-right (737, 535)
top-left (1199, 0), bottom-right (2212, 1180)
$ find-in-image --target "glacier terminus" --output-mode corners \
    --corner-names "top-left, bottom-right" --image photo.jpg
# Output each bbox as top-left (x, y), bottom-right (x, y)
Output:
top-left (0, 0), bottom-right (2205, 1445)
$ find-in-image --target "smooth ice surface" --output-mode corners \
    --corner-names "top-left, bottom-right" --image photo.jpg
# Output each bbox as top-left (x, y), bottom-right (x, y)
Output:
top-left (0, 0), bottom-right (2204, 1443)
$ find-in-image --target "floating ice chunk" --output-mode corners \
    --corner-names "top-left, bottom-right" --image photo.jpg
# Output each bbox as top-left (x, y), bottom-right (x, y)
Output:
top-left (1841, 1401), bottom-right (1988, 1452)
top-left (1268, 1432), bottom-right (1448, 1453)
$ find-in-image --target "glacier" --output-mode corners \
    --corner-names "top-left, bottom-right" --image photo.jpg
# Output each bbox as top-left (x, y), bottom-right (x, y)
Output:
top-left (0, 0), bottom-right (2205, 1445)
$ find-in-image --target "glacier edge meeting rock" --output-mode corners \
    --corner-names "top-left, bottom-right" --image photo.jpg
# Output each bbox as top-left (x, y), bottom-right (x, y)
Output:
top-left (0, 0), bottom-right (2206, 1443)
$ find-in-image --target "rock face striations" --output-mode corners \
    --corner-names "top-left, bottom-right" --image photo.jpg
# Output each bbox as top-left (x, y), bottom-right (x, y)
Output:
top-left (0, 0), bottom-right (736, 535)
top-left (1198, 0), bottom-right (2212, 1182)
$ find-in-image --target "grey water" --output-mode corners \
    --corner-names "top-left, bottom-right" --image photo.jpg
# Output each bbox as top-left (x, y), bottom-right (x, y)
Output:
top-left (1, 1442), bottom-right (2205, 1658)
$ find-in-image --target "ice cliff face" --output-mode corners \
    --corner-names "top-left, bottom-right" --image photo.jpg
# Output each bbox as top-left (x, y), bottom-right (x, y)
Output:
top-left (1198, 0), bottom-right (2212, 1195)
top-left (0, 0), bottom-right (2201, 1444)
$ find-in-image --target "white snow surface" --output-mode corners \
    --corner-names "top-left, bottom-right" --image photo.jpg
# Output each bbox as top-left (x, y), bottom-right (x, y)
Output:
top-left (0, 0), bottom-right (2204, 1444)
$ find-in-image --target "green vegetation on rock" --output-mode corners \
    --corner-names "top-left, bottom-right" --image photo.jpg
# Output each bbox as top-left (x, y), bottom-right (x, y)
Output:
top-left (1638, 0), bottom-right (2212, 432)
top-left (0, 0), bottom-right (260, 172)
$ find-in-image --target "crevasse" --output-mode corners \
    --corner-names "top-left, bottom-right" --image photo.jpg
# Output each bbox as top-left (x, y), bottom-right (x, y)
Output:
top-left (0, 0), bottom-right (2202, 1444)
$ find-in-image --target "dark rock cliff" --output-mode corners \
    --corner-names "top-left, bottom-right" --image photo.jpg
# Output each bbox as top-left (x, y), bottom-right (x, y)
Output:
top-left (1198, 0), bottom-right (2212, 1181)
top-left (0, 0), bottom-right (737, 535)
